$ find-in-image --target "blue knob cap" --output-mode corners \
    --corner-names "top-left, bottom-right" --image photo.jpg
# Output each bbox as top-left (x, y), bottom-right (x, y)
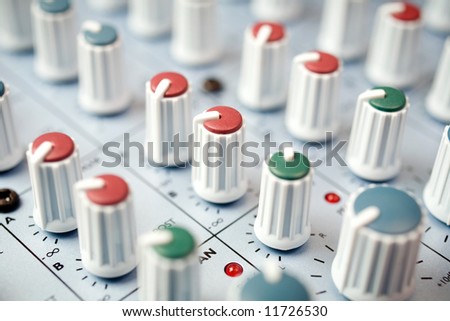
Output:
top-left (83, 23), bottom-right (117, 46)
top-left (39, 0), bottom-right (70, 13)
top-left (0, 81), bottom-right (5, 97)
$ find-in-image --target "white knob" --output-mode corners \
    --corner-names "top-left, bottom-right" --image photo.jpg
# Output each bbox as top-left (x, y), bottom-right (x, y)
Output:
top-left (31, 0), bottom-right (77, 82)
top-left (138, 227), bottom-right (199, 301)
top-left (332, 185), bottom-right (425, 301)
top-left (347, 87), bottom-right (409, 182)
top-left (192, 106), bottom-right (247, 204)
top-left (251, 0), bottom-right (302, 22)
top-left (426, 38), bottom-right (450, 122)
top-left (0, 0), bottom-right (33, 52)
top-left (424, 0), bottom-right (450, 33)
top-left (87, 0), bottom-right (127, 12)
top-left (78, 21), bottom-right (130, 115)
top-left (365, 2), bottom-right (422, 88)
top-left (423, 126), bottom-right (450, 226)
top-left (0, 82), bottom-right (23, 172)
top-left (74, 175), bottom-right (137, 278)
top-left (286, 51), bottom-right (341, 142)
top-left (317, 0), bottom-right (369, 60)
top-left (231, 262), bottom-right (310, 300)
top-left (26, 132), bottom-right (82, 233)
top-left (171, 0), bottom-right (220, 66)
top-left (254, 148), bottom-right (313, 251)
top-left (145, 72), bottom-right (192, 166)
top-left (128, 0), bottom-right (172, 38)
top-left (237, 22), bottom-right (288, 110)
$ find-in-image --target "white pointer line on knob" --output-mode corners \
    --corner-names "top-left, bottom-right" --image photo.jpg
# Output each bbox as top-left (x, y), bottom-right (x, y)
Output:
top-left (263, 261), bottom-right (283, 284)
top-left (151, 79), bottom-right (172, 164)
top-left (293, 52), bottom-right (321, 65)
top-left (76, 178), bottom-right (105, 191)
top-left (336, 206), bottom-right (380, 291)
top-left (253, 25), bottom-right (273, 106)
top-left (358, 89), bottom-right (386, 103)
top-left (284, 146), bottom-right (295, 161)
top-left (140, 230), bottom-right (174, 248)
top-left (82, 20), bottom-right (103, 33)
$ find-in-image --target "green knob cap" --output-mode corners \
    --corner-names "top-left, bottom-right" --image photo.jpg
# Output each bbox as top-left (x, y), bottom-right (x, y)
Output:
top-left (369, 87), bottom-right (406, 112)
top-left (153, 227), bottom-right (195, 259)
top-left (268, 151), bottom-right (310, 180)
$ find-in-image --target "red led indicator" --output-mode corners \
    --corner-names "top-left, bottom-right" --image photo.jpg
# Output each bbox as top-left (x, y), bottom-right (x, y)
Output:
top-left (325, 192), bottom-right (341, 204)
top-left (224, 262), bottom-right (243, 277)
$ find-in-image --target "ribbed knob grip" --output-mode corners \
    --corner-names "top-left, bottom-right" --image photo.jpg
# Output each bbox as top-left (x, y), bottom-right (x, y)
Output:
top-left (78, 21), bottom-right (130, 115)
top-left (0, 82), bottom-right (23, 172)
top-left (138, 227), bottom-right (199, 301)
top-left (317, 0), bottom-right (369, 60)
top-left (426, 38), bottom-right (450, 122)
top-left (332, 186), bottom-right (425, 301)
top-left (423, 126), bottom-right (450, 226)
top-left (27, 132), bottom-right (82, 233)
top-left (31, 0), bottom-right (77, 82)
top-left (365, 2), bottom-right (422, 88)
top-left (254, 149), bottom-right (313, 251)
top-left (347, 87), bottom-right (409, 181)
top-left (171, 0), bottom-right (219, 66)
top-left (145, 72), bottom-right (192, 166)
top-left (0, 0), bottom-right (33, 52)
top-left (74, 175), bottom-right (136, 278)
top-left (192, 106), bottom-right (247, 204)
top-left (128, 0), bottom-right (172, 38)
top-left (285, 51), bottom-right (341, 141)
top-left (238, 22), bottom-right (288, 110)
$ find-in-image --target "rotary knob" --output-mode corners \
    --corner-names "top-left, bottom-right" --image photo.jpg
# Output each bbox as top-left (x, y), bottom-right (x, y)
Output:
top-left (27, 132), bottom-right (82, 233)
top-left (250, 0), bottom-right (302, 22)
top-left (317, 0), bottom-right (369, 60)
top-left (424, 0), bottom-right (450, 33)
top-left (346, 87), bottom-right (409, 181)
top-left (365, 2), bottom-right (422, 88)
top-left (426, 37), bottom-right (450, 122)
top-left (138, 227), bottom-right (199, 301)
top-left (145, 72), bottom-right (192, 166)
top-left (192, 106), bottom-right (247, 204)
top-left (332, 185), bottom-right (425, 300)
top-left (31, 0), bottom-right (77, 82)
top-left (74, 174), bottom-right (137, 278)
top-left (238, 22), bottom-right (288, 110)
top-left (78, 21), bottom-right (130, 115)
top-left (171, 0), bottom-right (220, 66)
top-left (87, 0), bottom-right (127, 12)
top-left (128, 0), bottom-right (172, 38)
top-left (0, 0), bottom-right (33, 52)
top-left (423, 126), bottom-right (450, 226)
top-left (0, 81), bottom-right (23, 172)
top-left (254, 148), bottom-right (313, 251)
top-left (231, 262), bottom-right (310, 300)
top-left (285, 51), bottom-right (341, 141)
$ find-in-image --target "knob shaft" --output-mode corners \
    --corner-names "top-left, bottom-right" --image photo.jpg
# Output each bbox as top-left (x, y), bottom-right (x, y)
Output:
top-left (31, 0), bottom-right (77, 82)
top-left (238, 22), bottom-right (288, 110)
top-left (27, 132), bottom-right (82, 233)
top-left (317, 0), bottom-right (369, 60)
top-left (365, 2), bottom-right (422, 88)
top-left (347, 87), bottom-right (409, 181)
top-left (332, 186), bottom-right (425, 301)
top-left (251, 0), bottom-right (302, 22)
top-left (78, 21), bottom-right (130, 115)
top-left (171, 0), bottom-right (219, 66)
top-left (423, 126), bottom-right (450, 226)
top-left (138, 227), bottom-right (199, 301)
top-left (286, 51), bottom-right (341, 141)
top-left (426, 38), bottom-right (450, 122)
top-left (424, 0), bottom-right (450, 33)
top-left (0, 82), bottom-right (23, 172)
top-left (128, 0), bottom-right (172, 38)
top-left (0, 0), bottom-right (33, 52)
top-left (192, 106), bottom-right (247, 204)
top-left (74, 175), bottom-right (137, 278)
top-left (146, 72), bottom-right (192, 166)
top-left (255, 148), bottom-right (313, 251)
